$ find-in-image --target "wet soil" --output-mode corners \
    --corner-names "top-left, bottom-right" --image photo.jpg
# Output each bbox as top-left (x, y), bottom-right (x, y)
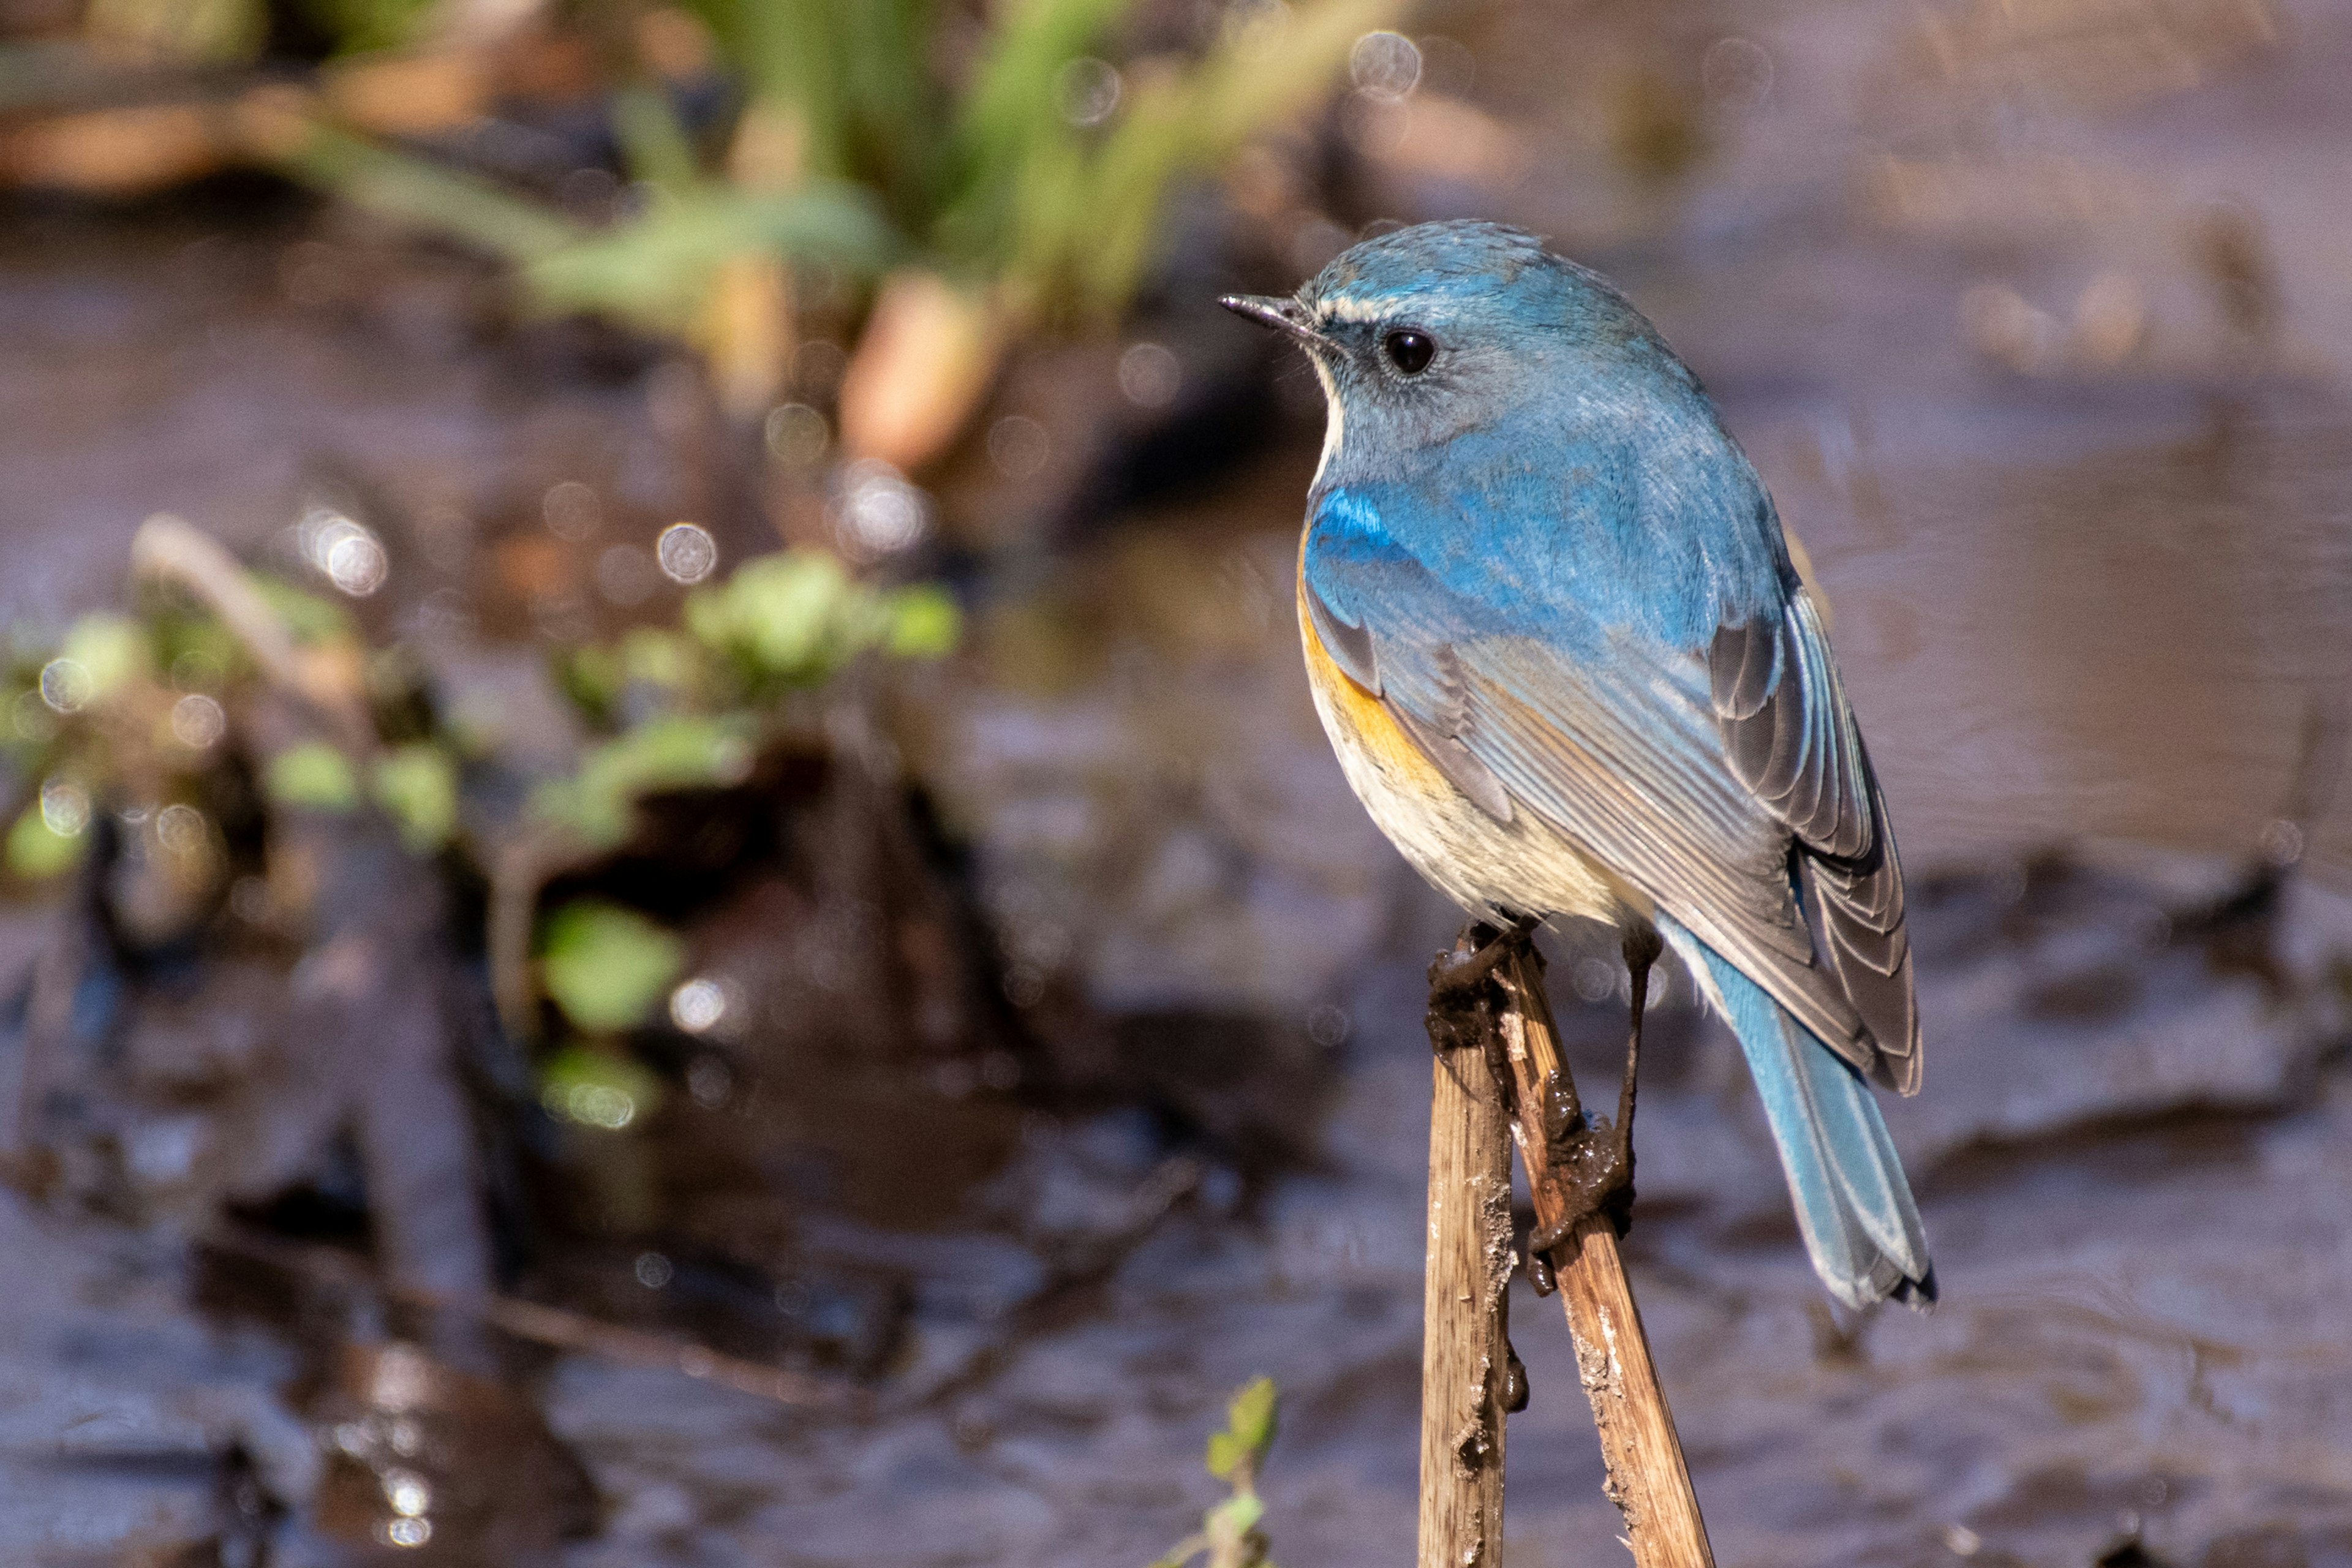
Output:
top-left (7, 0), bottom-right (2352, 1562)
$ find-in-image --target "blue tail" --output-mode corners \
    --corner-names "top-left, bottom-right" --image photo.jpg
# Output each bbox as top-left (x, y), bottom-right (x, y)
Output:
top-left (1657, 916), bottom-right (1935, 1309)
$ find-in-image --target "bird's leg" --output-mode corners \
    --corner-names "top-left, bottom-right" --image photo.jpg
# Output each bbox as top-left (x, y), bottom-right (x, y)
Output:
top-left (1526, 922), bottom-right (1661, 1265)
top-left (1608, 922), bottom-right (1663, 1180)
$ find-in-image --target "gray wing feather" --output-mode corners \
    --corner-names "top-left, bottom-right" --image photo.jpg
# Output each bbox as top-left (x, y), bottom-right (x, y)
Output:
top-left (1393, 644), bottom-right (1514, 822)
top-left (1708, 593), bottom-right (1918, 1091)
top-left (1303, 575), bottom-right (1383, 694)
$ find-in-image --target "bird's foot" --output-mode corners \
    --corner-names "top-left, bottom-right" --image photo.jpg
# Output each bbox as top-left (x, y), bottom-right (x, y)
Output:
top-left (1524, 1128), bottom-right (1637, 1297)
top-left (1425, 916), bottom-right (1538, 1060)
top-left (1524, 1053), bottom-right (1637, 1297)
top-left (1525, 924), bottom-right (1657, 1294)
top-left (1528, 1108), bottom-right (1634, 1255)
top-left (1427, 913), bottom-right (1540, 1007)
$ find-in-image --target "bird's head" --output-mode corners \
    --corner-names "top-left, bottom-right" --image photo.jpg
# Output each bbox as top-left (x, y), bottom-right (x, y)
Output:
top-left (1222, 221), bottom-right (1684, 487)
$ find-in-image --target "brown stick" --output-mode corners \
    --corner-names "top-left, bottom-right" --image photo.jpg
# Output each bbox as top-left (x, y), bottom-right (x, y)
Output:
top-left (1419, 942), bottom-right (1517, 1567)
top-left (1494, 946), bottom-right (1714, 1568)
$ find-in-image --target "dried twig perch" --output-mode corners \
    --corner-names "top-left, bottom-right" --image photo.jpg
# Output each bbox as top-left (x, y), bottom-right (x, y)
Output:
top-left (1494, 944), bottom-right (1713, 1567)
top-left (1419, 933), bottom-right (1519, 1566)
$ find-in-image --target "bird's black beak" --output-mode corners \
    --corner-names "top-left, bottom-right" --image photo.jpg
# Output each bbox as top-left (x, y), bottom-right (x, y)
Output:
top-left (1219, 293), bottom-right (1322, 347)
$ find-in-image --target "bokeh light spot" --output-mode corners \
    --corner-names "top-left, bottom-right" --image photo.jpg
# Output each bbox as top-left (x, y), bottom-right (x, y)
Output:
top-left (1349, 31), bottom-right (1422, 102)
top-left (170, 692), bottom-right (226, 749)
top-left (986, 415), bottom-right (1050, 479)
top-left (1117, 342), bottom-right (1183, 409)
top-left (1057, 56), bottom-right (1122, 126)
top-left (39, 658), bottom-right (91, 714)
top-left (657, 522), bottom-right (718, 584)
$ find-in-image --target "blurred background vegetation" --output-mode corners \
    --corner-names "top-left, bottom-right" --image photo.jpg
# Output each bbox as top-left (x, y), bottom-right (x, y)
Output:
top-left (4, 0), bottom-right (2352, 1564)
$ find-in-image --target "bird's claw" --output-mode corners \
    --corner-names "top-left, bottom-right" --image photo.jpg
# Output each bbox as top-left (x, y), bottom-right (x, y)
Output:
top-left (1427, 914), bottom-right (1539, 1006)
top-left (1529, 1118), bottom-right (1634, 1251)
top-left (1523, 926), bottom-right (1656, 1294)
top-left (1523, 1077), bottom-right (1635, 1296)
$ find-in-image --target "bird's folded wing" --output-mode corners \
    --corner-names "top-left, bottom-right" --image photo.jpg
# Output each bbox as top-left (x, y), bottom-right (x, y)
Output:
top-left (1710, 597), bottom-right (1917, 1088)
top-left (1305, 548), bottom-right (1910, 1087)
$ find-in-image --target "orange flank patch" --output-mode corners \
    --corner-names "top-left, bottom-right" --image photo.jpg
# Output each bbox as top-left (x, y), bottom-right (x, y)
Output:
top-left (1295, 574), bottom-right (1453, 799)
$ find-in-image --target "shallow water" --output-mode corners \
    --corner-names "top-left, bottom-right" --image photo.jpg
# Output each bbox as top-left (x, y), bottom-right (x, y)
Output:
top-left (5, 0), bottom-right (2352, 1562)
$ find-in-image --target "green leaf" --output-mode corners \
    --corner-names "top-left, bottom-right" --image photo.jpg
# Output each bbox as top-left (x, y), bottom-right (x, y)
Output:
top-left (884, 585), bottom-right (962, 658)
top-left (954, 0), bottom-right (1132, 166)
top-left (7, 804), bottom-right (83, 879)
top-left (274, 123), bottom-right (583, 266)
top-left (249, 575), bottom-right (354, 646)
top-left (524, 184), bottom-right (897, 333)
top-left (1204, 1430), bottom-right (1242, 1481)
top-left (59, 613), bottom-right (151, 703)
top-left (1226, 1376), bottom-right (1277, 1455)
top-left (620, 627), bottom-right (695, 692)
top-left (557, 643), bottom-right (626, 726)
top-left (149, 609), bottom-right (245, 690)
top-left (371, 743), bottom-right (458, 854)
top-left (294, 0), bottom-right (437, 55)
top-left (537, 1042), bottom-right (666, 1131)
top-left (265, 741), bottom-right (361, 812)
top-left (530, 714), bottom-right (756, 850)
top-left (538, 899), bottom-right (685, 1033)
top-left (611, 83), bottom-right (704, 194)
top-left (1208, 1491), bottom-right (1263, 1537)
top-left (679, 1), bottom-right (844, 175)
top-left (685, 549), bottom-right (859, 682)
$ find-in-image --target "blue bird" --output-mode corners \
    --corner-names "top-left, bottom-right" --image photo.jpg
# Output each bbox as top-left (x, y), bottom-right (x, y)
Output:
top-left (1223, 222), bottom-right (1932, 1308)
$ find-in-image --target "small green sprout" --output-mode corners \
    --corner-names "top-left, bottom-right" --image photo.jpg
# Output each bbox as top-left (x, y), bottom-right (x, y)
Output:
top-left (1150, 1377), bottom-right (1281, 1568)
top-left (369, 742), bottom-right (458, 854)
top-left (537, 898), bottom-right (686, 1035)
top-left (7, 796), bottom-right (86, 880)
top-left (265, 739), bottom-right (361, 812)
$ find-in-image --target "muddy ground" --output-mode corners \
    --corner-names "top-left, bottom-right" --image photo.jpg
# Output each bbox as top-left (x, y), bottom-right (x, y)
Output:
top-left (7, 0), bottom-right (2352, 1563)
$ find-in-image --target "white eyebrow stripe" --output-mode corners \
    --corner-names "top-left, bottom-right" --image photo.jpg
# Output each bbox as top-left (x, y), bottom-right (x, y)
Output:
top-left (1314, 296), bottom-right (1390, 324)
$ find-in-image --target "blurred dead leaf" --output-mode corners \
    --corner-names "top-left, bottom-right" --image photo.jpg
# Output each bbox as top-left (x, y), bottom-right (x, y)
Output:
top-left (1961, 272), bottom-right (2151, 374)
top-left (1867, 153), bottom-right (2151, 240)
top-left (727, 99), bottom-right (804, 195)
top-left (1360, 92), bottom-right (1530, 187)
top-left (3, 103), bottom-right (233, 194)
top-left (495, 533), bottom-right (574, 602)
top-left (635, 6), bottom-right (717, 83)
top-left (702, 255), bottom-right (792, 422)
top-left (2072, 272), bottom-right (2149, 366)
top-left (1606, 63), bottom-right (1705, 183)
top-left (2190, 202), bottom-right (2278, 348)
top-left (323, 50), bottom-right (493, 137)
top-left (839, 270), bottom-right (1004, 474)
top-left (225, 83), bottom-right (318, 160)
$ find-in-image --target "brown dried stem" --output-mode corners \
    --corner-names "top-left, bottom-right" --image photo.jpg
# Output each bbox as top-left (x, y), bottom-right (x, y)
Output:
top-left (1418, 931), bottom-right (1517, 1566)
top-left (1494, 944), bottom-right (1714, 1568)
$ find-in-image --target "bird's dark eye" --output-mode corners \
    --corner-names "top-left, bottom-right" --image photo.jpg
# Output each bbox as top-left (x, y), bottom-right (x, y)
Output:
top-left (1382, 329), bottom-right (1435, 375)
